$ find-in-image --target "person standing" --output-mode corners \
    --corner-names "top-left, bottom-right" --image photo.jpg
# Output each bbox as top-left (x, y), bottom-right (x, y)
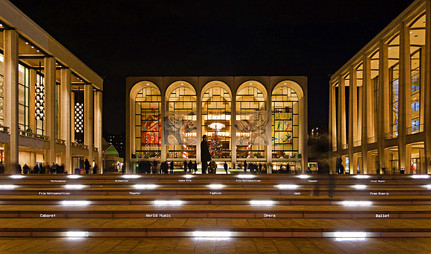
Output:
top-left (201, 135), bottom-right (211, 174)
top-left (243, 161), bottom-right (247, 173)
top-left (188, 160), bottom-right (193, 174)
top-left (223, 161), bottom-right (228, 174)
top-left (170, 161), bottom-right (174, 174)
top-left (84, 159), bottom-right (91, 174)
top-left (184, 160), bottom-right (188, 174)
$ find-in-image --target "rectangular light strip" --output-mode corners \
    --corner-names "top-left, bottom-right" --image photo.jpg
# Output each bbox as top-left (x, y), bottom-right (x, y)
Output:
top-left (192, 231), bottom-right (232, 237)
top-left (275, 184), bottom-right (299, 190)
top-left (249, 200), bottom-right (275, 206)
top-left (340, 201), bottom-right (372, 207)
top-left (65, 231), bottom-right (89, 238)
top-left (67, 175), bottom-right (82, 179)
top-left (236, 174), bottom-right (255, 179)
top-left (411, 175), bottom-right (430, 179)
top-left (208, 184), bottom-right (225, 189)
top-left (296, 175), bottom-right (311, 179)
top-left (64, 184), bottom-right (86, 189)
top-left (153, 200), bottom-right (183, 206)
top-left (60, 200), bottom-right (91, 206)
top-left (0, 184), bottom-right (18, 190)
top-left (121, 175), bottom-right (141, 179)
top-left (354, 175), bottom-right (370, 179)
top-left (183, 175), bottom-right (194, 179)
top-left (133, 184), bottom-right (158, 189)
top-left (424, 184), bottom-right (431, 190)
top-left (352, 184), bottom-right (367, 190)
top-left (9, 175), bottom-right (25, 179)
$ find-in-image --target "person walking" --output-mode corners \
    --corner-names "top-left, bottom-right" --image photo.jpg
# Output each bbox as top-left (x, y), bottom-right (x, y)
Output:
top-left (84, 159), bottom-right (91, 174)
top-left (200, 135), bottom-right (211, 174)
top-left (184, 160), bottom-right (188, 174)
top-left (223, 161), bottom-right (228, 174)
top-left (243, 161), bottom-right (247, 173)
top-left (188, 160), bottom-right (193, 174)
top-left (170, 161), bottom-right (174, 174)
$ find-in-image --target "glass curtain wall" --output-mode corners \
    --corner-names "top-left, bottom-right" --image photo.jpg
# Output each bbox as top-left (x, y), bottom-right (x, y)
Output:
top-left (370, 50), bottom-right (380, 142)
top-left (166, 84), bottom-right (197, 159)
top-left (0, 53), bottom-right (4, 125)
top-left (388, 35), bottom-right (400, 138)
top-left (202, 85), bottom-right (231, 159)
top-left (409, 13), bottom-right (426, 134)
top-left (18, 64), bottom-right (29, 131)
top-left (272, 85), bottom-right (299, 159)
top-left (236, 83), bottom-right (266, 159)
top-left (135, 86), bottom-right (161, 159)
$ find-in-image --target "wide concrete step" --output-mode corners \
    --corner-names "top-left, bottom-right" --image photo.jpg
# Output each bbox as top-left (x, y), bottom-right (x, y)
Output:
top-left (0, 204), bottom-right (429, 219)
top-left (0, 218), bottom-right (430, 238)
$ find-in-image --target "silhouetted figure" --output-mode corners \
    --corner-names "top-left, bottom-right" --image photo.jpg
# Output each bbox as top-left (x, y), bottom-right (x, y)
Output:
top-left (84, 159), bottom-right (91, 174)
top-left (193, 161), bottom-right (197, 174)
top-left (223, 161), bottom-right (228, 174)
top-left (188, 161), bottom-right (193, 174)
top-left (184, 160), bottom-right (188, 174)
top-left (200, 135), bottom-right (211, 174)
top-left (170, 161), bottom-right (174, 174)
top-left (33, 164), bottom-right (39, 174)
top-left (23, 164), bottom-right (30, 174)
top-left (243, 161), bottom-right (247, 173)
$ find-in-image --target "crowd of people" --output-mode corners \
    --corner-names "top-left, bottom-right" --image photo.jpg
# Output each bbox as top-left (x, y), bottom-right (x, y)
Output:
top-left (0, 159), bottom-right (98, 175)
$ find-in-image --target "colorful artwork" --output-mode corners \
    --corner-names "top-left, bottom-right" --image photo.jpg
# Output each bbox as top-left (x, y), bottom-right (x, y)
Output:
top-left (164, 112), bottom-right (197, 145)
top-left (141, 114), bottom-right (161, 146)
top-left (235, 111), bottom-right (269, 145)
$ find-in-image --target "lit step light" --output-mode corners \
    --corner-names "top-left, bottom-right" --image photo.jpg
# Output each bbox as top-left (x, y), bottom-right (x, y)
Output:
top-left (0, 185), bottom-right (17, 190)
top-left (352, 184), bottom-right (367, 190)
top-left (133, 184), bottom-right (158, 189)
top-left (275, 184), bottom-right (299, 190)
top-left (67, 175), bottom-right (82, 179)
top-left (354, 175), bottom-right (370, 179)
top-left (60, 200), bottom-right (91, 206)
top-left (411, 175), bottom-right (430, 179)
top-left (208, 184), bottom-right (225, 189)
top-left (153, 200), bottom-right (183, 206)
top-left (236, 174), bottom-right (255, 179)
top-left (9, 175), bottom-right (25, 179)
top-left (249, 200), bottom-right (275, 206)
top-left (65, 231), bottom-right (89, 238)
top-left (424, 184), bottom-right (431, 190)
top-left (332, 231), bottom-right (368, 241)
top-left (193, 231), bottom-right (232, 238)
top-left (183, 175), bottom-right (194, 179)
top-left (296, 175), bottom-right (311, 179)
top-left (341, 201), bottom-right (372, 207)
top-left (64, 184), bottom-right (86, 189)
top-left (121, 175), bottom-right (141, 179)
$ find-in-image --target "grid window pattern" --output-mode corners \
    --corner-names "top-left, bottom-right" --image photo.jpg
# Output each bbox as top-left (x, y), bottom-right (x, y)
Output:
top-left (135, 86), bottom-right (161, 159)
top-left (236, 85), bottom-right (266, 159)
top-left (390, 64), bottom-right (399, 136)
top-left (35, 73), bottom-right (45, 135)
top-left (167, 86), bottom-right (197, 159)
top-left (18, 64), bottom-right (29, 131)
top-left (410, 49), bottom-right (421, 133)
top-left (202, 86), bottom-right (231, 158)
top-left (272, 86), bottom-right (299, 159)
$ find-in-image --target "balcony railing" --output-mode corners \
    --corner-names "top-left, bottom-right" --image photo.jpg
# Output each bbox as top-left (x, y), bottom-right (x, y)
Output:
top-left (72, 142), bottom-right (88, 150)
top-left (385, 131), bottom-right (398, 139)
top-left (19, 130), bottom-right (48, 141)
top-left (407, 124), bottom-right (424, 135)
top-left (55, 139), bottom-right (65, 145)
top-left (353, 140), bottom-right (361, 147)
top-left (0, 125), bottom-right (9, 133)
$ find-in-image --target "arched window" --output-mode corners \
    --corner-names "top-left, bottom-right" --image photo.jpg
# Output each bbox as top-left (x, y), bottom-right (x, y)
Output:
top-left (202, 82), bottom-right (231, 159)
top-left (165, 81), bottom-right (197, 159)
top-left (236, 81), bottom-right (267, 159)
top-left (272, 82), bottom-right (300, 159)
top-left (134, 84), bottom-right (161, 159)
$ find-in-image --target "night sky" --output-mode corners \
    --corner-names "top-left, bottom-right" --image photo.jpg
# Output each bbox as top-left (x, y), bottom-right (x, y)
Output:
top-left (11, 0), bottom-right (413, 135)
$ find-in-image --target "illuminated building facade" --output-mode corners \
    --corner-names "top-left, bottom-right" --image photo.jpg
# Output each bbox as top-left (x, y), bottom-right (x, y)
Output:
top-left (126, 76), bottom-right (307, 173)
top-left (329, 0), bottom-right (431, 174)
top-left (0, 1), bottom-right (103, 173)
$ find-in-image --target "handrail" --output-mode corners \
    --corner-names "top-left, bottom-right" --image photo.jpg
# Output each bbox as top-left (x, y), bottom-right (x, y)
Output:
top-left (72, 142), bottom-right (88, 150)
top-left (19, 130), bottom-right (48, 141)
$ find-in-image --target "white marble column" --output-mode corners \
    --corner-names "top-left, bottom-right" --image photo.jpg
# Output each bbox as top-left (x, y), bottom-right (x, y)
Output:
top-left (348, 66), bottom-right (358, 174)
top-left (94, 90), bottom-right (103, 173)
top-left (231, 90), bottom-right (237, 164)
top-left (378, 41), bottom-right (388, 172)
top-left (84, 84), bottom-right (94, 164)
top-left (362, 54), bottom-right (371, 174)
top-left (399, 23), bottom-right (411, 173)
top-left (44, 57), bottom-right (56, 165)
top-left (424, 0), bottom-right (431, 174)
top-left (60, 68), bottom-right (72, 173)
top-left (337, 76), bottom-right (346, 151)
top-left (3, 29), bottom-right (19, 173)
